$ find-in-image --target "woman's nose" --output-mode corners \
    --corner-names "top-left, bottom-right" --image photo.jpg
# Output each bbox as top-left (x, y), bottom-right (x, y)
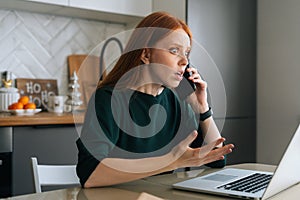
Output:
top-left (179, 56), bottom-right (189, 67)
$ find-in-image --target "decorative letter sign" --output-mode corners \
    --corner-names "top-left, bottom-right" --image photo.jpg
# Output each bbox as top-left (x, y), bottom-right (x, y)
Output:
top-left (16, 78), bottom-right (58, 109)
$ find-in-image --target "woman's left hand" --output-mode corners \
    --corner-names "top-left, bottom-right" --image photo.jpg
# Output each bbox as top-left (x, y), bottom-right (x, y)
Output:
top-left (185, 67), bottom-right (209, 113)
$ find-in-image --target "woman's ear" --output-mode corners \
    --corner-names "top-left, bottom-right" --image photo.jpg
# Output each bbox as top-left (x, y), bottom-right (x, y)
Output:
top-left (140, 48), bottom-right (151, 64)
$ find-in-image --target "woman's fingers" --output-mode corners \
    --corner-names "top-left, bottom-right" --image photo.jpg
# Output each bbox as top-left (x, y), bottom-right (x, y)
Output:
top-left (198, 137), bottom-right (225, 158)
top-left (171, 134), bottom-right (234, 168)
top-left (205, 143), bottom-right (234, 162)
top-left (186, 67), bottom-right (203, 82)
top-left (191, 142), bottom-right (234, 166)
top-left (171, 130), bottom-right (198, 158)
top-left (181, 130), bottom-right (198, 147)
top-left (220, 144), bottom-right (235, 154)
top-left (186, 67), bottom-right (208, 94)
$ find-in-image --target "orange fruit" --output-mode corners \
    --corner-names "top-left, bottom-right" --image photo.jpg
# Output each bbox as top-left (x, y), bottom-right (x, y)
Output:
top-left (9, 102), bottom-right (23, 110)
top-left (24, 102), bottom-right (36, 109)
top-left (16, 102), bottom-right (24, 109)
top-left (8, 104), bottom-right (13, 110)
top-left (18, 96), bottom-right (30, 105)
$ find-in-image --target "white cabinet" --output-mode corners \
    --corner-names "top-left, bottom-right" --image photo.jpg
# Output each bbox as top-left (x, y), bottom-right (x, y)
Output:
top-left (23, 0), bottom-right (68, 6)
top-left (19, 0), bottom-right (153, 16)
top-left (152, 0), bottom-right (186, 21)
top-left (70, 0), bottom-right (152, 17)
top-left (0, 0), bottom-right (152, 24)
top-left (0, 0), bottom-right (187, 24)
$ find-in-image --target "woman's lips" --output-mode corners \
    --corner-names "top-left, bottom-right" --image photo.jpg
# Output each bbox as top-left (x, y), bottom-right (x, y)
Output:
top-left (175, 72), bottom-right (183, 81)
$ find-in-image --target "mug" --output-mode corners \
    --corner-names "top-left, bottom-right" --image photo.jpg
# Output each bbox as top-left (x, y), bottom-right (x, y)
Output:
top-left (46, 95), bottom-right (65, 113)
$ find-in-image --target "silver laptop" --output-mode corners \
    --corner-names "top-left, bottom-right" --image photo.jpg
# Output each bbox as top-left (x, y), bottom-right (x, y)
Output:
top-left (173, 123), bottom-right (300, 199)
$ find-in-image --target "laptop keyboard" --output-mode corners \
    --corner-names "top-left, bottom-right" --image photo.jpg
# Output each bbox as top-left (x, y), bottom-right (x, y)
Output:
top-left (217, 173), bottom-right (273, 193)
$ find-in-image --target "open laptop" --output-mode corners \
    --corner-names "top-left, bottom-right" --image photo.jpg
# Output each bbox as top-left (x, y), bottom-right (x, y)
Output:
top-left (173, 123), bottom-right (300, 199)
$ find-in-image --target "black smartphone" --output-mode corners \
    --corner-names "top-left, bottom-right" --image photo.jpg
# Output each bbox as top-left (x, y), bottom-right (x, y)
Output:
top-left (175, 64), bottom-right (196, 100)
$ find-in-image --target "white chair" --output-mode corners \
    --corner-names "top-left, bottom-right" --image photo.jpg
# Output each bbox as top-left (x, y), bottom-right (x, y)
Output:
top-left (31, 157), bottom-right (80, 193)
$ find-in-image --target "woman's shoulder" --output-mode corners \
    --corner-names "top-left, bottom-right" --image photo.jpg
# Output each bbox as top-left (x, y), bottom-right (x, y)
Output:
top-left (94, 86), bottom-right (134, 106)
top-left (96, 85), bottom-right (133, 95)
top-left (86, 86), bottom-right (114, 109)
top-left (96, 85), bottom-right (114, 93)
top-left (94, 85), bottom-right (115, 99)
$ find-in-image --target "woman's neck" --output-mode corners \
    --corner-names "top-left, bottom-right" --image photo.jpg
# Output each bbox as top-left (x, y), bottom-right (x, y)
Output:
top-left (134, 84), bottom-right (164, 96)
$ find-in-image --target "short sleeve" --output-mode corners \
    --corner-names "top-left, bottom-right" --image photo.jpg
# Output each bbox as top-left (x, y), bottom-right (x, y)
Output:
top-left (76, 87), bottom-right (120, 186)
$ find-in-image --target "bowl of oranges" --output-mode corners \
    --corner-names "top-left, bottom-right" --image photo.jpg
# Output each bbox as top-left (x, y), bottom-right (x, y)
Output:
top-left (7, 96), bottom-right (41, 115)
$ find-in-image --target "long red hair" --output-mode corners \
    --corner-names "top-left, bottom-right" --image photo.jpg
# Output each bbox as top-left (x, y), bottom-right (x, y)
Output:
top-left (98, 11), bottom-right (192, 88)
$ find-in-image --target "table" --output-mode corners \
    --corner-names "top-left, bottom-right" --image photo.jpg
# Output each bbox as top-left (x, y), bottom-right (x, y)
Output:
top-left (5, 163), bottom-right (300, 200)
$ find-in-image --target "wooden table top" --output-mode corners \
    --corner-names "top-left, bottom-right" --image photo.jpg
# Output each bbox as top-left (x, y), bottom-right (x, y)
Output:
top-left (0, 111), bottom-right (85, 126)
top-left (9, 163), bottom-right (298, 200)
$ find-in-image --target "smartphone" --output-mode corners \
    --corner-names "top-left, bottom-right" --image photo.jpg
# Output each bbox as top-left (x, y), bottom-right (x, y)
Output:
top-left (175, 64), bottom-right (196, 100)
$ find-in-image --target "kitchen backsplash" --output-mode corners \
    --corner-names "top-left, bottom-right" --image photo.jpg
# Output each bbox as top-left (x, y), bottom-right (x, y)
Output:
top-left (0, 9), bottom-right (125, 95)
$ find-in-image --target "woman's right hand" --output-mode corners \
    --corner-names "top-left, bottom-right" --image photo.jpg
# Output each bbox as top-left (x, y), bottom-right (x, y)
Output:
top-left (168, 131), bottom-right (234, 170)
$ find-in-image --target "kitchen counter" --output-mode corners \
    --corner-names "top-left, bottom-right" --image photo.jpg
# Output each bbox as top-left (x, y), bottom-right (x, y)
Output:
top-left (0, 111), bottom-right (85, 126)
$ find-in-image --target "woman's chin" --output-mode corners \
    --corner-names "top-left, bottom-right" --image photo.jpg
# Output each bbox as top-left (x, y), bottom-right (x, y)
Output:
top-left (165, 81), bottom-right (180, 89)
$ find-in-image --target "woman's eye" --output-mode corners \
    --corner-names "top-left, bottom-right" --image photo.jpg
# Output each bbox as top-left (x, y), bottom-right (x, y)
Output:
top-left (185, 51), bottom-right (190, 58)
top-left (168, 47), bottom-right (190, 58)
top-left (169, 48), bottom-right (179, 55)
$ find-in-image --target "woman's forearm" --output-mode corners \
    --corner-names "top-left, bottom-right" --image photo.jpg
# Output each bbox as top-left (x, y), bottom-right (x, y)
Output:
top-left (84, 154), bottom-right (175, 188)
top-left (200, 117), bottom-right (222, 148)
top-left (84, 131), bottom-right (233, 188)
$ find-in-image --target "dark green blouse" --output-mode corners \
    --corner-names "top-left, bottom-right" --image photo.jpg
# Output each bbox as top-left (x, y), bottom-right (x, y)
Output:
top-left (76, 86), bottom-right (226, 186)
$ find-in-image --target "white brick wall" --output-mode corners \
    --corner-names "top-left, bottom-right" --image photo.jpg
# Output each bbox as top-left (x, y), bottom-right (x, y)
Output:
top-left (0, 9), bottom-right (125, 95)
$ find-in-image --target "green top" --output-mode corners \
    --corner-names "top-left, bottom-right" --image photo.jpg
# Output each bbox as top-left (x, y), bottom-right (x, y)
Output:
top-left (76, 86), bottom-right (226, 186)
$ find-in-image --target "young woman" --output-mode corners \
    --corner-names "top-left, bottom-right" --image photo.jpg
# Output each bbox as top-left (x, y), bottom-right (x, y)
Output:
top-left (76, 11), bottom-right (234, 188)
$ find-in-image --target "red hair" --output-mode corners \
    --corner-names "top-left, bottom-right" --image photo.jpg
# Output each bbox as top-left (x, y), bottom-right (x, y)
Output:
top-left (98, 11), bottom-right (192, 88)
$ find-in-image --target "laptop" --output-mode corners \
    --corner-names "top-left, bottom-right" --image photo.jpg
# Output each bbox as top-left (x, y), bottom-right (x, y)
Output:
top-left (173, 123), bottom-right (300, 199)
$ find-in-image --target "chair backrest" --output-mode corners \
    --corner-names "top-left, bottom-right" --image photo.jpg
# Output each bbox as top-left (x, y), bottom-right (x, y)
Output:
top-left (31, 157), bottom-right (80, 193)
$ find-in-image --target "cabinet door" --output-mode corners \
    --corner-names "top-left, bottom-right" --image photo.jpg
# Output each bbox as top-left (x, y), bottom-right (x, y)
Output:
top-left (152, 0), bottom-right (186, 21)
top-left (22, 0), bottom-right (68, 6)
top-left (12, 125), bottom-right (80, 196)
top-left (70, 0), bottom-right (152, 17)
top-left (187, 0), bottom-right (256, 118)
top-left (215, 118), bottom-right (256, 165)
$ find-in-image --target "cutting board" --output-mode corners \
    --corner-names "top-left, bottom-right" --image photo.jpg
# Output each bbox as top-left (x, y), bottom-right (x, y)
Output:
top-left (67, 54), bottom-right (106, 106)
top-left (67, 54), bottom-right (106, 78)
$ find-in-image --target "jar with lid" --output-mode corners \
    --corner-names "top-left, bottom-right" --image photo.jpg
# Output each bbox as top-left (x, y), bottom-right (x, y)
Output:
top-left (0, 71), bottom-right (20, 111)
